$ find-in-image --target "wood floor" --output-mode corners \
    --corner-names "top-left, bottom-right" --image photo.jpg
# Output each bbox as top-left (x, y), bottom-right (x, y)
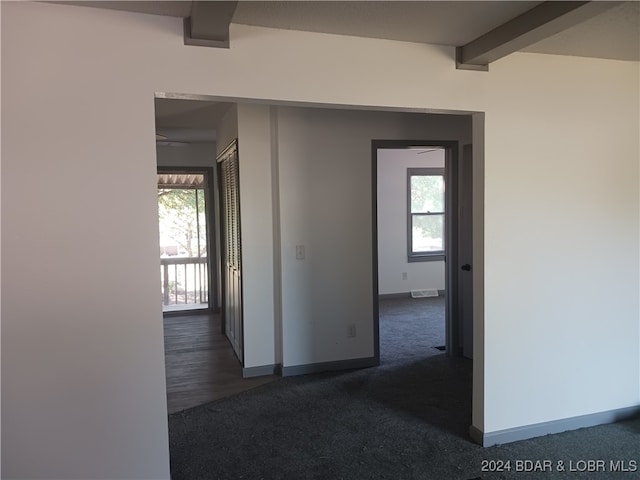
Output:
top-left (163, 312), bottom-right (279, 414)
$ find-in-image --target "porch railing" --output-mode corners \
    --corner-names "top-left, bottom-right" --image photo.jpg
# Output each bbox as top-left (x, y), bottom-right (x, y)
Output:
top-left (161, 257), bottom-right (209, 308)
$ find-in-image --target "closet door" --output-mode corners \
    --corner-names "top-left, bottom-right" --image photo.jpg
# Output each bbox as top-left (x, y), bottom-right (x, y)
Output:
top-left (218, 140), bottom-right (243, 363)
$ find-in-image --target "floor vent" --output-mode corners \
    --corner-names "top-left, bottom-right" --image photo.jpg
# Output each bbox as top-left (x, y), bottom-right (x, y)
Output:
top-left (411, 289), bottom-right (439, 298)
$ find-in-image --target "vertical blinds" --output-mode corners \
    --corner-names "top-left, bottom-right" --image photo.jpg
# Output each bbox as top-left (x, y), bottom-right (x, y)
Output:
top-left (220, 143), bottom-right (241, 272)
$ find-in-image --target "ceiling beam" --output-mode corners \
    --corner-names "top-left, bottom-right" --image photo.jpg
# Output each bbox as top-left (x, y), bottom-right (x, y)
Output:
top-left (184, 1), bottom-right (238, 48)
top-left (456, 1), bottom-right (623, 71)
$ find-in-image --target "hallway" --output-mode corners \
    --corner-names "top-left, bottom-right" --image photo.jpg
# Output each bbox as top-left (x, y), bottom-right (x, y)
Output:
top-left (163, 313), bottom-right (279, 413)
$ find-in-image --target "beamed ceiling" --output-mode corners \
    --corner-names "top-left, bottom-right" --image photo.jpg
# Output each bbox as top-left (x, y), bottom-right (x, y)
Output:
top-left (57, 1), bottom-right (639, 64)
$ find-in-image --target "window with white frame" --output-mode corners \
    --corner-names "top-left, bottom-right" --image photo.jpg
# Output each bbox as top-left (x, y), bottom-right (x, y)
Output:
top-left (408, 168), bottom-right (445, 261)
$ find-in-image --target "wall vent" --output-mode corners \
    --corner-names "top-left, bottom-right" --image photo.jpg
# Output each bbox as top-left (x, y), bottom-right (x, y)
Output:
top-left (411, 289), bottom-right (439, 298)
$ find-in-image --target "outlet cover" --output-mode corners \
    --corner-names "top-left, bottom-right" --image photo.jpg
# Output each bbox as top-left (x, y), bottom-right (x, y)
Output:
top-left (347, 323), bottom-right (356, 338)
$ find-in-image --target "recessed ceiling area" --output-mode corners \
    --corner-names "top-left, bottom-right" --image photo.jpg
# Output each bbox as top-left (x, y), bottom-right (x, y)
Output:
top-left (155, 98), bottom-right (233, 143)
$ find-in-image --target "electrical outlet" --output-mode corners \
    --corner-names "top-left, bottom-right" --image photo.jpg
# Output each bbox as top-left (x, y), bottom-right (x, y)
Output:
top-left (402, 272), bottom-right (408, 280)
top-left (348, 323), bottom-right (356, 338)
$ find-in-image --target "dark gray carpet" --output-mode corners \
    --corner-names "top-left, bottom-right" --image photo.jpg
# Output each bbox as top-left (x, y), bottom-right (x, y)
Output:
top-left (169, 297), bottom-right (639, 480)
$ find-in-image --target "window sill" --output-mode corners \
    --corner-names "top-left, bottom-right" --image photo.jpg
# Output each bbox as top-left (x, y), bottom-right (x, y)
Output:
top-left (408, 254), bottom-right (445, 263)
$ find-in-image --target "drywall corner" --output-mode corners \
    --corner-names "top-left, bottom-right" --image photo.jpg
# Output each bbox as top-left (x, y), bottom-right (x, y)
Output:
top-left (216, 103), bottom-right (238, 156)
top-left (237, 103), bottom-right (277, 369)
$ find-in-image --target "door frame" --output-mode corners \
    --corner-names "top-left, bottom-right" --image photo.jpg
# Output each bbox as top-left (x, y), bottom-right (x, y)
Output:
top-left (157, 166), bottom-right (217, 314)
top-left (460, 144), bottom-right (474, 358)
top-left (372, 140), bottom-right (463, 359)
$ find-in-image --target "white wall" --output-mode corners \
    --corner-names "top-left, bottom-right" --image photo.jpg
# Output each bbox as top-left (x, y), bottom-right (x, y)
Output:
top-left (483, 53), bottom-right (639, 431)
top-left (276, 107), bottom-right (474, 367)
top-left (1, 2), bottom-right (638, 477)
top-left (377, 148), bottom-right (446, 295)
top-left (2, 5), bottom-right (171, 478)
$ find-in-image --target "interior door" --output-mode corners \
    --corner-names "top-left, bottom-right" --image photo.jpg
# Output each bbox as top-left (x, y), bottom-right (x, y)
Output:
top-left (218, 140), bottom-right (243, 363)
top-left (459, 144), bottom-right (474, 359)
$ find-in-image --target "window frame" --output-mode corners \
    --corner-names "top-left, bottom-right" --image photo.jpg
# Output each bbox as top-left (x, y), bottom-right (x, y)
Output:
top-left (407, 167), bottom-right (445, 262)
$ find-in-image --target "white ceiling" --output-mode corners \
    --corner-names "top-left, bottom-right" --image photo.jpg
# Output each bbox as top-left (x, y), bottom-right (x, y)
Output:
top-left (67, 1), bottom-right (640, 61)
top-left (56, 1), bottom-right (193, 17)
top-left (233, 1), bottom-right (542, 47)
top-left (522, 1), bottom-right (640, 60)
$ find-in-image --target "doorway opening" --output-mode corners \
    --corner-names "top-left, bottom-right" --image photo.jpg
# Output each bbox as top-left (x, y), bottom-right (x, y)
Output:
top-left (373, 140), bottom-right (473, 361)
top-left (376, 146), bottom-right (447, 361)
top-left (155, 98), bottom-right (279, 414)
top-left (155, 95), bottom-right (483, 439)
top-left (157, 168), bottom-right (213, 313)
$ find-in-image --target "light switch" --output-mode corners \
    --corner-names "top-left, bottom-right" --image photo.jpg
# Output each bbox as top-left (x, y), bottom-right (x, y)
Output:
top-left (296, 245), bottom-right (305, 260)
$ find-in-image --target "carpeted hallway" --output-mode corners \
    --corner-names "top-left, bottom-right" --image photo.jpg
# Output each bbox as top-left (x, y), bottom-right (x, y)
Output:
top-left (168, 297), bottom-right (639, 480)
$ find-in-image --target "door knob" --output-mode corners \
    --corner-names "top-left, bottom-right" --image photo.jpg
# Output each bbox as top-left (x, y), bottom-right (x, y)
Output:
top-left (461, 264), bottom-right (471, 271)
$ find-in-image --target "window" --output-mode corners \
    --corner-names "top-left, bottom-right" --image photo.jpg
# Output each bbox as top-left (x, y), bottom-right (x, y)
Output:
top-left (408, 168), bottom-right (445, 261)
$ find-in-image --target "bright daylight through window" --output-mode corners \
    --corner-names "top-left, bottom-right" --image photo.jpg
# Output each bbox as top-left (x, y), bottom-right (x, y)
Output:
top-left (408, 168), bottom-right (444, 261)
top-left (157, 172), bottom-right (210, 312)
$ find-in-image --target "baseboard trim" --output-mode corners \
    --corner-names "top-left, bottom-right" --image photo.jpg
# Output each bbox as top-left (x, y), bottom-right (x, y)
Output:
top-left (471, 405), bottom-right (640, 447)
top-left (282, 356), bottom-right (378, 377)
top-left (242, 364), bottom-right (281, 378)
top-left (378, 290), bottom-right (444, 300)
top-left (469, 424), bottom-right (484, 445)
